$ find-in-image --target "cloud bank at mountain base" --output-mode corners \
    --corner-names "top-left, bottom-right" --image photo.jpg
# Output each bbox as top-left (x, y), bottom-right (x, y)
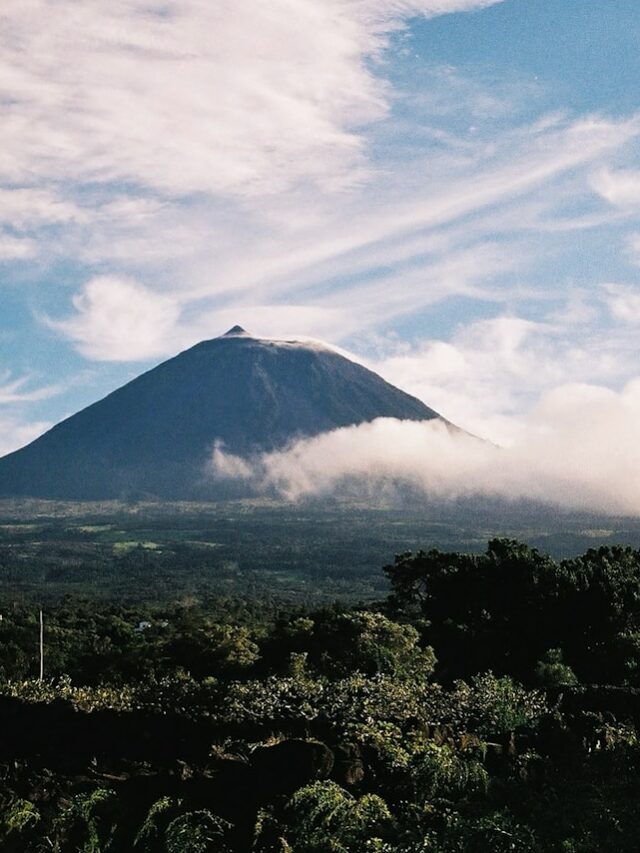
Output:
top-left (211, 379), bottom-right (640, 515)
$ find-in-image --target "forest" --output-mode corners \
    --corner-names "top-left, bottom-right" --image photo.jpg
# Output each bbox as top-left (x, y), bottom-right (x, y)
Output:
top-left (1, 538), bottom-right (640, 850)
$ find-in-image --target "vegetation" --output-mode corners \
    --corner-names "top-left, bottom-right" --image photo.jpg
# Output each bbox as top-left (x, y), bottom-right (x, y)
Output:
top-left (2, 498), bottom-right (640, 604)
top-left (2, 537), bottom-right (640, 849)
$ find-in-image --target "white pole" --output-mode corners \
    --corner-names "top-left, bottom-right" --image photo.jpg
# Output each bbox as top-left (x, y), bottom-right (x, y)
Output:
top-left (39, 609), bottom-right (44, 682)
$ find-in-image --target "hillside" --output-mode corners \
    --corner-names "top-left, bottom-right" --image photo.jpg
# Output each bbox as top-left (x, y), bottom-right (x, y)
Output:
top-left (0, 328), bottom-right (444, 500)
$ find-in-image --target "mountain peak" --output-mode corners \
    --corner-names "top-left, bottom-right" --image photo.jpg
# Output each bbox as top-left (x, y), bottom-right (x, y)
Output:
top-left (221, 325), bottom-right (251, 338)
top-left (0, 331), bottom-right (445, 499)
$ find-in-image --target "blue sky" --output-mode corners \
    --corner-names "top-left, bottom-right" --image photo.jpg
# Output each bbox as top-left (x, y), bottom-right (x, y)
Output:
top-left (2, 0), bottom-right (640, 457)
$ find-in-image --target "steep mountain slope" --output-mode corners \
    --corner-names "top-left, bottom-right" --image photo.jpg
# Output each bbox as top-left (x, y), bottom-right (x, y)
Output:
top-left (0, 327), bottom-right (446, 499)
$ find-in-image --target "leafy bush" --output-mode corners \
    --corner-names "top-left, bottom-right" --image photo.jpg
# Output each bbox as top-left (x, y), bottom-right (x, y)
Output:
top-left (51, 788), bottom-right (117, 853)
top-left (1, 798), bottom-right (41, 845)
top-left (165, 810), bottom-right (232, 853)
top-left (285, 781), bottom-right (392, 852)
top-left (535, 649), bottom-right (578, 687)
top-left (408, 742), bottom-right (489, 801)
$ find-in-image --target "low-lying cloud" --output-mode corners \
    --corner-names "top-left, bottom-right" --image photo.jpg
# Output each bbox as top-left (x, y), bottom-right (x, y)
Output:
top-left (211, 379), bottom-right (640, 515)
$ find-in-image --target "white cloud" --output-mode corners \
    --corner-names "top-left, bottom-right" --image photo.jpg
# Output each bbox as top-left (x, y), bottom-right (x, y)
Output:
top-left (198, 305), bottom-right (354, 343)
top-left (0, 232), bottom-right (35, 260)
top-left (48, 276), bottom-right (182, 361)
top-left (0, 415), bottom-right (51, 457)
top-left (0, 0), bottom-right (504, 199)
top-left (312, 242), bottom-right (516, 330)
top-left (2, 0), bottom-right (636, 365)
top-left (592, 167), bottom-right (640, 207)
top-left (0, 373), bottom-right (63, 456)
top-left (43, 110), bottom-right (637, 363)
top-left (191, 114), bottom-right (639, 306)
top-left (0, 188), bottom-right (85, 229)
top-left (603, 283), bottom-right (640, 325)
top-left (0, 373), bottom-right (63, 404)
top-left (210, 378), bottom-right (640, 515)
top-left (4, 0), bottom-right (640, 488)
top-left (627, 233), bottom-right (640, 265)
top-left (51, 279), bottom-right (361, 361)
top-left (368, 313), bottom-right (629, 444)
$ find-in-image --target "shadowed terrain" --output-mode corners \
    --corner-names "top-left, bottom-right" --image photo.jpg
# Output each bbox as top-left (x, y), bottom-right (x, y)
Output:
top-left (0, 328), bottom-right (443, 501)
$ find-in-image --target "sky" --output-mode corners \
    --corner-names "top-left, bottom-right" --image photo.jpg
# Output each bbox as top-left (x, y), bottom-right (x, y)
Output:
top-left (2, 0), bottom-right (640, 476)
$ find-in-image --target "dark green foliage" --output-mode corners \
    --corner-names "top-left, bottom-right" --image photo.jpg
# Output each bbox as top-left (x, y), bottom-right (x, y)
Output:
top-left (262, 610), bottom-right (436, 680)
top-left (51, 788), bottom-right (118, 852)
top-left (284, 781), bottom-right (392, 852)
top-left (535, 648), bottom-right (578, 686)
top-left (134, 797), bottom-right (179, 850)
top-left (3, 539), bottom-right (640, 850)
top-left (385, 538), bottom-right (640, 684)
top-left (0, 798), bottom-right (41, 851)
top-left (165, 811), bottom-right (232, 853)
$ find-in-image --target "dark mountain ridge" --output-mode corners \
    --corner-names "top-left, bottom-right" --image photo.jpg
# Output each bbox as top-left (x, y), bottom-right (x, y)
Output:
top-left (0, 327), bottom-right (445, 500)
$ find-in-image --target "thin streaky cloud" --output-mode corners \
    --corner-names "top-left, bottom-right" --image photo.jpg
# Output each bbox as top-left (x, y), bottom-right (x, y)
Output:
top-left (0, 373), bottom-right (65, 405)
top-left (3, 0), bottom-right (640, 469)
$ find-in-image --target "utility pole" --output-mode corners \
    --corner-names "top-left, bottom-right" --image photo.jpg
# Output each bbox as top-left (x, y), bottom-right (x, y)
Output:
top-left (39, 609), bottom-right (44, 682)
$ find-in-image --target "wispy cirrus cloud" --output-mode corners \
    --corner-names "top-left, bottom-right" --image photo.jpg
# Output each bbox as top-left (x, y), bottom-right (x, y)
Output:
top-left (0, 373), bottom-right (63, 404)
top-left (0, 0), bottom-right (504, 200)
top-left (4, 1), bottom-right (640, 352)
top-left (0, 373), bottom-right (61, 456)
top-left (592, 168), bottom-right (640, 208)
top-left (45, 112), bottom-right (640, 360)
top-left (0, 188), bottom-right (86, 228)
top-left (0, 232), bottom-right (36, 261)
top-left (5, 0), bottom-right (640, 478)
top-left (603, 283), bottom-right (640, 325)
top-left (2, 0), bottom-right (519, 358)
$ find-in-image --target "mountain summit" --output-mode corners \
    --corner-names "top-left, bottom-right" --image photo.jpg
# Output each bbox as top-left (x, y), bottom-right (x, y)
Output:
top-left (0, 329), bottom-right (447, 499)
top-left (221, 324), bottom-right (251, 337)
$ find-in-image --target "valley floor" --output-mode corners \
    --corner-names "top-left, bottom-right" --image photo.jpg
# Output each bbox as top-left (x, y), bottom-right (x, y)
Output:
top-left (1, 497), bottom-right (640, 603)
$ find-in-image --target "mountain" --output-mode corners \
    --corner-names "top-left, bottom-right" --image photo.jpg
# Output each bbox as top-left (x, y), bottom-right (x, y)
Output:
top-left (0, 327), bottom-right (448, 500)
